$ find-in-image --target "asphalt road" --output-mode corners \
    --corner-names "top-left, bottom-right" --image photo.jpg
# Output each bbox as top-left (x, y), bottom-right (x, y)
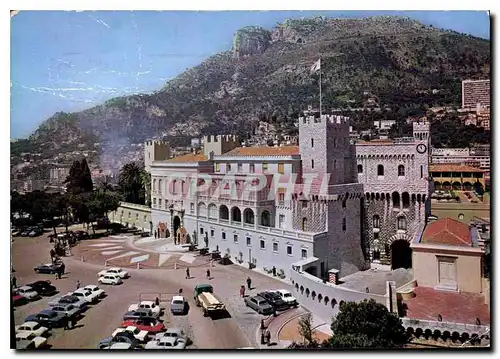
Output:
top-left (11, 233), bottom-right (293, 349)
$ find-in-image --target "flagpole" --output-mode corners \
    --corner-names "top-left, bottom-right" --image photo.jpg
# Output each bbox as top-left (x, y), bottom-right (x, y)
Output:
top-left (319, 58), bottom-right (322, 118)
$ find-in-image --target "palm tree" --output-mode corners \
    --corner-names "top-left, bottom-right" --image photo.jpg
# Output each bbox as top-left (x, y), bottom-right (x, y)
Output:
top-left (97, 175), bottom-right (114, 193)
top-left (118, 162), bottom-right (144, 205)
top-left (140, 170), bottom-right (151, 207)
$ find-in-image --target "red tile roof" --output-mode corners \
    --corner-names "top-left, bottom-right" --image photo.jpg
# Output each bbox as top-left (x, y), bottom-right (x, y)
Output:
top-left (430, 164), bottom-right (484, 173)
top-left (421, 217), bottom-right (472, 247)
top-left (167, 153), bottom-right (208, 163)
top-left (221, 146), bottom-right (300, 156)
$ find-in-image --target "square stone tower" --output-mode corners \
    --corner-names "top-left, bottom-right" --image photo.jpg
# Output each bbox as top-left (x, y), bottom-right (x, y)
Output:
top-left (202, 135), bottom-right (240, 156)
top-left (144, 140), bottom-right (171, 173)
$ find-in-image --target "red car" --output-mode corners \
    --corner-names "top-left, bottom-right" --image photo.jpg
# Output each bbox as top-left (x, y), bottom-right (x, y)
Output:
top-left (121, 319), bottom-right (165, 333)
top-left (12, 291), bottom-right (28, 307)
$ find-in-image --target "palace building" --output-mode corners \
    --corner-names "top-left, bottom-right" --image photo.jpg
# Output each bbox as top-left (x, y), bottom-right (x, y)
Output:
top-left (148, 115), bottom-right (431, 278)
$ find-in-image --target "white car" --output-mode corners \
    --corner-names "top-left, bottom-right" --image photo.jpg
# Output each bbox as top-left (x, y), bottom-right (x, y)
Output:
top-left (113, 326), bottom-right (149, 342)
top-left (275, 289), bottom-right (298, 307)
top-left (98, 267), bottom-right (129, 279)
top-left (84, 285), bottom-right (106, 298)
top-left (17, 286), bottom-right (40, 300)
top-left (107, 343), bottom-right (133, 350)
top-left (16, 332), bottom-right (48, 348)
top-left (15, 321), bottom-right (49, 337)
top-left (128, 301), bottom-right (161, 316)
top-left (145, 337), bottom-right (186, 349)
top-left (68, 288), bottom-right (99, 304)
top-left (98, 274), bottom-right (122, 286)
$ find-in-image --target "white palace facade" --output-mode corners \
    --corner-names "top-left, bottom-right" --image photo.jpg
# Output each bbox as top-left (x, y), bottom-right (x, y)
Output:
top-left (148, 113), bottom-right (431, 279)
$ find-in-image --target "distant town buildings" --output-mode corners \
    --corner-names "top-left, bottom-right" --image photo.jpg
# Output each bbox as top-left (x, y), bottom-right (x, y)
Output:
top-left (462, 79), bottom-right (490, 109)
top-left (431, 146), bottom-right (490, 173)
top-left (49, 166), bottom-right (70, 184)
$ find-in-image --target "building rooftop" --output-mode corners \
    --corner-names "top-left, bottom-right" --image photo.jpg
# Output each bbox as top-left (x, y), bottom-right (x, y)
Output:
top-left (429, 164), bottom-right (485, 173)
top-left (220, 146), bottom-right (300, 157)
top-left (404, 286), bottom-right (490, 325)
top-left (421, 217), bottom-right (472, 247)
top-left (356, 140), bottom-right (394, 146)
top-left (167, 153), bottom-right (208, 163)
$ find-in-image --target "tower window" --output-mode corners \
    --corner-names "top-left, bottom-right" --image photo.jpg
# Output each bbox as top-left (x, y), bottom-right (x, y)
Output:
top-left (397, 216), bottom-right (407, 231)
top-left (311, 138), bottom-right (314, 148)
top-left (262, 163), bottom-right (268, 172)
top-left (398, 165), bottom-right (405, 177)
top-left (420, 165), bottom-right (423, 178)
top-left (311, 159), bottom-right (314, 169)
top-left (377, 165), bottom-right (384, 176)
top-left (373, 215), bottom-right (380, 229)
top-left (278, 163), bottom-right (284, 174)
top-left (342, 218), bottom-right (346, 231)
top-left (357, 164), bottom-right (363, 174)
top-left (302, 217), bottom-right (308, 231)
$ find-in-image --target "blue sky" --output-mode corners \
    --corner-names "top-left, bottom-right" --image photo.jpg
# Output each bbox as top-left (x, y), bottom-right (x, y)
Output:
top-left (10, 10), bottom-right (490, 139)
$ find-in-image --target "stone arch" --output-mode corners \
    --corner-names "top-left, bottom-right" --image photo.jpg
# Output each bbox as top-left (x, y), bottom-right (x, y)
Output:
top-left (415, 328), bottom-right (424, 338)
top-left (324, 296), bottom-right (329, 305)
top-left (377, 164), bottom-right (384, 176)
top-left (261, 210), bottom-right (271, 227)
top-left (411, 193), bottom-right (416, 202)
top-left (331, 298), bottom-right (337, 308)
top-left (219, 205), bottom-right (229, 220)
top-left (391, 238), bottom-right (412, 269)
top-left (381, 193), bottom-right (385, 200)
top-left (243, 208), bottom-right (255, 224)
top-left (375, 193), bottom-right (380, 200)
top-left (422, 194), bottom-right (426, 202)
top-left (357, 164), bottom-right (363, 174)
top-left (311, 291), bottom-right (316, 300)
top-left (231, 207), bottom-right (242, 222)
top-left (433, 330), bottom-right (442, 339)
top-left (452, 181), bottom-right (462, 190)
top-left (392, 191), bottom-right (400, 207)
top-left (442, 181), bottom-right (451, 190)
top-left (398, 164), bottom-right (405, 177)
top-left (402, 192), bottom-right (410, 209)
top-left (417, 194), bottom-right (421, 202)
top-left (371, 193), bottom-right (375, 200)
top-left (208, 203), bottom-right (218, 219)
top-left (463, 182), bottom-right (472, 191)
top-left (339, 300), bottom-right (345, 308)
top-left (305, 288), bottom-right (310, 297)
top-left (424, 329), bottom-right (433, 338)
top-left (317, 293), bottom-right (323, 302)
top-left (198, 202), bottom-right (207, 217)
top-left (295, 283), bottom-right (299, 291)
top-left (300, 285), bottom-right (304, 294)
top-left (153, 179), bottom-right (157, 193)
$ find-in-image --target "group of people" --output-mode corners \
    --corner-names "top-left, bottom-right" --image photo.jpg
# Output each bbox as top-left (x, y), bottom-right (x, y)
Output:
top-left (239, 277), bottom-right (252, 297)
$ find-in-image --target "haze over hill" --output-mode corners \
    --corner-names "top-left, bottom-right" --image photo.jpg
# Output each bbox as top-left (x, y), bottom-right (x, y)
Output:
top-left (12, 15), bottom-right (490, 165)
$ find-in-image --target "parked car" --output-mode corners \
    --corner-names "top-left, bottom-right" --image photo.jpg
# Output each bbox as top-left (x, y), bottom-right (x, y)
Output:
top-left (145, 337), bottom-right (186, 349)
top-left (98, 267), bottom-right (129, 279)
top-left (48, 295), bottom-right (88, 311)
top-left (27, 281), bottom-right (57, 296)
top-left (28, 228), bottom-right (43, 237)
top-left (15, 321), bottom-right (49, 337)
top-left (153, 328), bottom-right (186, 342)
top-left (68, 288), bottom-right (99, 304)
top-left (258, 291), bottom-right (289, 311)
top-left (25, 309), bottom-right (68, 328)
top-left (170, 296), bottom-right (188, 315)
top-left (274, 289), bottom-right (298, 307)
top-left (34, 263), bottom-right (62, 274)
top-left (244, 295), bottom-right (274, 315)
top-left (13, 291), bottom-right (28, 306)
top-left (121, 319), bottom-right (165, 334)
top-left (48, 303), bottom-right (81, 319)
top-left (98, 274), bottom-right (122, 286)
top-left (16, 332), bottom-right (48, 348)
top-left (98, 332), bottom-right (138, 349)
top-left (123, 308), bottom-right (157, 321)
top-left (73, 230), bottom-right (89, 240)
top-left (83, 285), bottom-right (106, 298)
top-left (128, 301), bottom-right (162, 316)
top-left (113, 326), bottom-right (149, 342)
top-left (105, 343), bottom-right (137, 350)
top-left (16, 339), bottom-right (36, 349)
top-left (17, 286), bottom-right (41, 301)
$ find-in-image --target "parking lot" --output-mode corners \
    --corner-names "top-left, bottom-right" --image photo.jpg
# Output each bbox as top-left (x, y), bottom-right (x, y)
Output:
top-left (12, 232), bottom-right (295, 349)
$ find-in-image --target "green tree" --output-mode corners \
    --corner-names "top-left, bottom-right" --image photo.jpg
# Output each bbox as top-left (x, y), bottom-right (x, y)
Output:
top-left (324, 299), bottom-right (408, 348)
top-left (118, 162), bottom-right (146, 205)
top-left (65, 158), bottom-right (94, 195)
top-left (298, 313), bottom-right (318, 348)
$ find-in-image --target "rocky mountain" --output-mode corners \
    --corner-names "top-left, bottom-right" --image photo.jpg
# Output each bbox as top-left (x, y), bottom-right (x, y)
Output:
top-left (14, 15), bottom-right (490, 160)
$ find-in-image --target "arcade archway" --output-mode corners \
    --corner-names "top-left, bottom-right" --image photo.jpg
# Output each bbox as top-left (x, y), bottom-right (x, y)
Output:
top-left (173, 216), bottom-right (181, 239)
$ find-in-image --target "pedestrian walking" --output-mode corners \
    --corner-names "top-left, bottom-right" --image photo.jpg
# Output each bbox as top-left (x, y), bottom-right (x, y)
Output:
top-left (265, 329), bottom-right (271, 345)
top-left (185, 267), bottom-right (190, 279)
top-left (70, 317), bottom-right (76, 329)
top-left (55, 272), bottom-right (59, 280)
top-left (240, 285), bottom-right (245, 298)
top-left (57, 269), bottom-right (62, 279)
top-left (64, 318), bottom-right (70, 331)
top-left (76, 280), bottom-right (80, 289)
top-left (154, 230), bottom-right (157, 239)
top-left (272, 266), bottom-right (276, 277)
top-left (206, 268), bottom-right (211, 279)
top-left (155, 297), bottom-right (160, 306)
top-left (246, 277), bottom-right (252, 290)
top-left (12, 276), bottom-right (17, 288)
top-left (60, 263), bottom-right (66, 275)
top-left (178, 288), bottom-right (183, 295)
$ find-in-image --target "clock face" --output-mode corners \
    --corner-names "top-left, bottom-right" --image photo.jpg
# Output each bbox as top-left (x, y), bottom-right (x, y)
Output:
top-left (416, 144), bottom-right (427, 154)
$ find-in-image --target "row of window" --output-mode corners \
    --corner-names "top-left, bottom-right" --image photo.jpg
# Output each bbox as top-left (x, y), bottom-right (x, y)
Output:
top-left (199, 227), bottom-right (308, 258)
top-left (215, 163), bottom-right (285, 174)
top-left (372, 215), bottom-right (407, 231)
top-left (358, 164), bottom-right (424, 178)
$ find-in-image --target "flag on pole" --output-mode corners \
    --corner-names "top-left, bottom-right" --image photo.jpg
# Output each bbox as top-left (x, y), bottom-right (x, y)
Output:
top-left (310, 58), bottom-right (321, 74)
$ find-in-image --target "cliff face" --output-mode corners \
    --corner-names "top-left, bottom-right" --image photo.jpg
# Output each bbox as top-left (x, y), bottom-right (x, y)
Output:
top-left (16, 15), bottom-right (490, 162)
top-left (233, 26), bottom-right (272, 58)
